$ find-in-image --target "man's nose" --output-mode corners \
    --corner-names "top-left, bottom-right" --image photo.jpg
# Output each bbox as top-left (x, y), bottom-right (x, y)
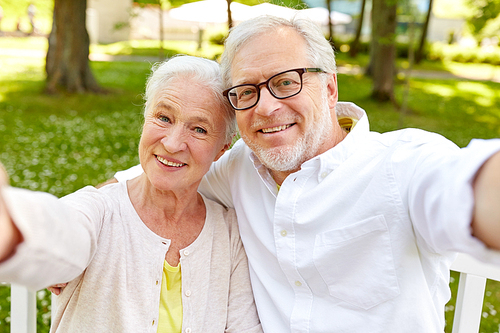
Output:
top-left (254, 86), bottom-right (281, 116)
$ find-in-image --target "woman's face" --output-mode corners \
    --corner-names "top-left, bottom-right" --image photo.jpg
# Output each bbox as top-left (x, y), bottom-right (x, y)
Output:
top-left (139, 78), bottom-right (229, 193)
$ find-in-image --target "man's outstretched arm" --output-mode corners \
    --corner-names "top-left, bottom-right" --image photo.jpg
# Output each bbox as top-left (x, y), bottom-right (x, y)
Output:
top-left (472, 151), bottom-right (500, 250)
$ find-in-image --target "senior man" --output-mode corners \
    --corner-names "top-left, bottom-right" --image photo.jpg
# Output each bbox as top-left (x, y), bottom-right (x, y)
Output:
top-left (115, 15), bottom-right (500, 333)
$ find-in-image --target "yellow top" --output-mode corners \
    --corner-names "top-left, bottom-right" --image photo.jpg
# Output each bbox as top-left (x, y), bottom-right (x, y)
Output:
top-left (157, 260), bottom-right (183, 333)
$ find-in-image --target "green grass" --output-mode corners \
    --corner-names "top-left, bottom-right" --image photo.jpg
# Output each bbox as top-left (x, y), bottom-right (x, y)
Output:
top-left (1, 39), bottom-right (500, 332)
top-left (91, 39), bottom-right (225, 60)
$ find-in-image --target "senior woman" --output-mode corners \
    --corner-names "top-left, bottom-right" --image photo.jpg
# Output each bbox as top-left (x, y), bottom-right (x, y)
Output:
top-left (0, 56), bottom-right (262, 333)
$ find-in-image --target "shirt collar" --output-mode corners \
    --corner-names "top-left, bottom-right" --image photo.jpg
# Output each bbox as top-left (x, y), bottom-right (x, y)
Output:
top-left (248, 102), bottom-right (370, 192)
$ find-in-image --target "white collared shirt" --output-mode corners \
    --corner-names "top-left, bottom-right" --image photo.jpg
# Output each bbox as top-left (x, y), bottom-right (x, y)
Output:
top-left (197, 102), bottom-right (500, 333)
top-left (115, 102), bottom-right (500, 332)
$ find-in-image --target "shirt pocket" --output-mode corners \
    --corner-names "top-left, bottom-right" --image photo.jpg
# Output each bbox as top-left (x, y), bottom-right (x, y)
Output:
top-left (313, 215), bottom-right (400, 310)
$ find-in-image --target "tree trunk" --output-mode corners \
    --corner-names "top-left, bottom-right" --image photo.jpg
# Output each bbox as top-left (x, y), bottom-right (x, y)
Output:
top-left (349, 0), bottom-right (367, 58)
top-left (326, 0), bottom-right (334, 44)
top-left (227, 0), bottom-right (233, 29)
top-left (45, 0), bottom-right (103, 94)
top-left (370, 0), bottom-right (397, 102)
top-left (159, 0), bottom-right (165, 60)
top-left (415, 0), bottom-right (434, 64)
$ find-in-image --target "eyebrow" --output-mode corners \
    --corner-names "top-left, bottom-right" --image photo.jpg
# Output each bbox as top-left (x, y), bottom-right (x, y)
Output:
top-left (153, 103), bottom-right (213, 127)
top-left (154, 102), bottom-right (173, 111)
top-left (189, 116), bottom-right (213, 128)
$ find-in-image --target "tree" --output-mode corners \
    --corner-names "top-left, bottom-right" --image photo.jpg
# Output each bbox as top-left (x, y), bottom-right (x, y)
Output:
top-left (227, 0), bottom-right (234, 29)
top-left (326, 0), bottom-right (334, 44)
top-left (349, 0), bottom-right (367, 57)
top-left (466, 0), bottom-right (500, 39)
top-left (415, 0), bottom-right (434, 64)
top-left (45, 0), bottom-right (103, 94)
top-left (369, 0), bottom-right (398, 102)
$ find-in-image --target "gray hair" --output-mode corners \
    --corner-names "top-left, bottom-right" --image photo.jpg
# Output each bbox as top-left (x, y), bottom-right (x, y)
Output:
top-left (220, 15), bottom-right (337, 89)
top-left (144, 55), bottom-right (236, 143)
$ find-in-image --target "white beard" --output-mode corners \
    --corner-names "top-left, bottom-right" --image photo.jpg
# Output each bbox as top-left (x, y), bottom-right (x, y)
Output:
top-left (243, 91), bottom-right (333, 172)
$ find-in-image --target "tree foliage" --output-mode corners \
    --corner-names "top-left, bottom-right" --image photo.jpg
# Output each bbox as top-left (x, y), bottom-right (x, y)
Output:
top-left (466, 0), bottom-right (500, 38)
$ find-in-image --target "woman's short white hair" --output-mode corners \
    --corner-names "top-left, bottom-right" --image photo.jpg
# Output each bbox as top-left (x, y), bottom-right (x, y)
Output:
top-left (220, 15), bottom-right (337, 88)
top-left (144, 55), bottom-right (236, 143)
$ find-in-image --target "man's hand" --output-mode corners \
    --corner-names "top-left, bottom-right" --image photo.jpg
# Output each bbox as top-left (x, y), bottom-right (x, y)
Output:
top-left (0, 163), bottom-right (23, 263)
top-left (47, 283), bottom-right (68, 295)
top-left (95, 177), bottom-right (118, 189)
top-left (472, 151), bottom-right (500, 250)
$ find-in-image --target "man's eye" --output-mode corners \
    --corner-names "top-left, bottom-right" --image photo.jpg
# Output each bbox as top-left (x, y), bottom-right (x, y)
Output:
top-left (195, 127), bottom-right (207, 134)
top-left (241, 89), bottom-right (254, 96)
top-left (238, 88), bottom-right (256, 101)
top-left (275, 79), bottom-right (297, 87)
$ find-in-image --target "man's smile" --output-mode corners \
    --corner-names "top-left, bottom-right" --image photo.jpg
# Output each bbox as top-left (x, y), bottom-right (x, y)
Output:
top-left (259, 124), bottom-right (294, 134)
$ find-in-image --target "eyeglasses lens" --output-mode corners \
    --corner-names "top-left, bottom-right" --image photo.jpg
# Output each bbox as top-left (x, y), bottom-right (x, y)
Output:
top-left (228, 70), bottom-right (302, 110)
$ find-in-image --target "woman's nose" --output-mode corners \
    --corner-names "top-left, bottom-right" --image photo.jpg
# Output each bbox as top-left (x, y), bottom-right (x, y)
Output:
top-left (160, 126), bottom-right (188, 152)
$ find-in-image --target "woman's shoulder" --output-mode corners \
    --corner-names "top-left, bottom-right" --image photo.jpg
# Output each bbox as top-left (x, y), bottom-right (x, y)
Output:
top-left (202, 194), bottom-right (239, 234)
top-left (60, 181), bottom-right (126, 213)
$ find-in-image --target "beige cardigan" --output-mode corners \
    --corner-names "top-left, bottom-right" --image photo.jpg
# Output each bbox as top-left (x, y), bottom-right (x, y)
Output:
top-left (0, 182), bottom-right (262, 333)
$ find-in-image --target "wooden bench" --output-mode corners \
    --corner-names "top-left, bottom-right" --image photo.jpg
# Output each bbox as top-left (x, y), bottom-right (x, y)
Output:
top-left (450, 253), bottom-right (500, 333)
top-left (4, 253), bottom-right (500, 332)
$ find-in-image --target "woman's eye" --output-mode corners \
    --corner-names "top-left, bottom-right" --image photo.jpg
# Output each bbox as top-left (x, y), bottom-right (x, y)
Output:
top-left (158, 115), bottom-right (170, 123)
top-left (194, 127), bottom-right (207, 134)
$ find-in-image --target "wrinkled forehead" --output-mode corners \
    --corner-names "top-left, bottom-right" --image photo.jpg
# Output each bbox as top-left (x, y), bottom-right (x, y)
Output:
top-left (231, 29), bottom-right (309, 85)
top-left (149, 78), bottom-right (221, 116)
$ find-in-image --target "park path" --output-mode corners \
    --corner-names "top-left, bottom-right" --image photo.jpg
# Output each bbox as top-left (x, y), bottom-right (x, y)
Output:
top-left (1, 47), bottom-right (499, 83)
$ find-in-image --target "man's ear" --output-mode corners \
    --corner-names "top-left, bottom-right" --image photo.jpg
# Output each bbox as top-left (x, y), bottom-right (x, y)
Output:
top-left (326, 73), bottom-right (339, 110)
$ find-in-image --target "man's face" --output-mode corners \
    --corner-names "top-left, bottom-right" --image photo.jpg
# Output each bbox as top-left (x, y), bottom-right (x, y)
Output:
top-left (230, 28), bottom-right (339, 174)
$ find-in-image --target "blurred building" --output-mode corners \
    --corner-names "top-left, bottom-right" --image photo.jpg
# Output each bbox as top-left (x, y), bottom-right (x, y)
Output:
top-left (87, 0), bottom-right (132, 44)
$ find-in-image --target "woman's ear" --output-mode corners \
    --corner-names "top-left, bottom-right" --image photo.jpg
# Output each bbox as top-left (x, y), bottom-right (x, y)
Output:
top-left (214, 137), bottom-right (234, 162)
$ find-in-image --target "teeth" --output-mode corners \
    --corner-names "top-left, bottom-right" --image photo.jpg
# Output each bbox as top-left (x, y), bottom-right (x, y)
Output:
top-left (156, 155), bottom-right (184, 167)
top-left (261, 124), bottom-right (291, 133)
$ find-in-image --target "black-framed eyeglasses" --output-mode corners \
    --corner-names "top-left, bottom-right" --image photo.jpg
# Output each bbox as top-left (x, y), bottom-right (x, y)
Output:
top-left (223, 68), bottom-right (326, 111)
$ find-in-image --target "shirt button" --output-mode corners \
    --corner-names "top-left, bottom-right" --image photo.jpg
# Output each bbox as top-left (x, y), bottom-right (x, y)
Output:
top-left (295, 280), bottom-right (302, 287)
top-left (185, 290), bottom-right (191, 297)
top-left (185, 328), bottom-right (192, 333)
top-left (321, 171), bottom-right (328, 179)
top-left (156, 280), bottom-right (159, 286)
top-left (152, 320), bottom-right (155, 325)
top-left (183, 250), bottom-right (190, 256)
top-left (280, 230), bottom-right (287, 237)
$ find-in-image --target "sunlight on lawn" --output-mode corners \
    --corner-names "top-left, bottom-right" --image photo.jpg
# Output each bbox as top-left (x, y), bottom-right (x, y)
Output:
top-left (444, 61), bottom-right (500, 81)
top-left (417, 82), bottom-right (457, 97)
top-left (455, 81), bottom-right (498, 107)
